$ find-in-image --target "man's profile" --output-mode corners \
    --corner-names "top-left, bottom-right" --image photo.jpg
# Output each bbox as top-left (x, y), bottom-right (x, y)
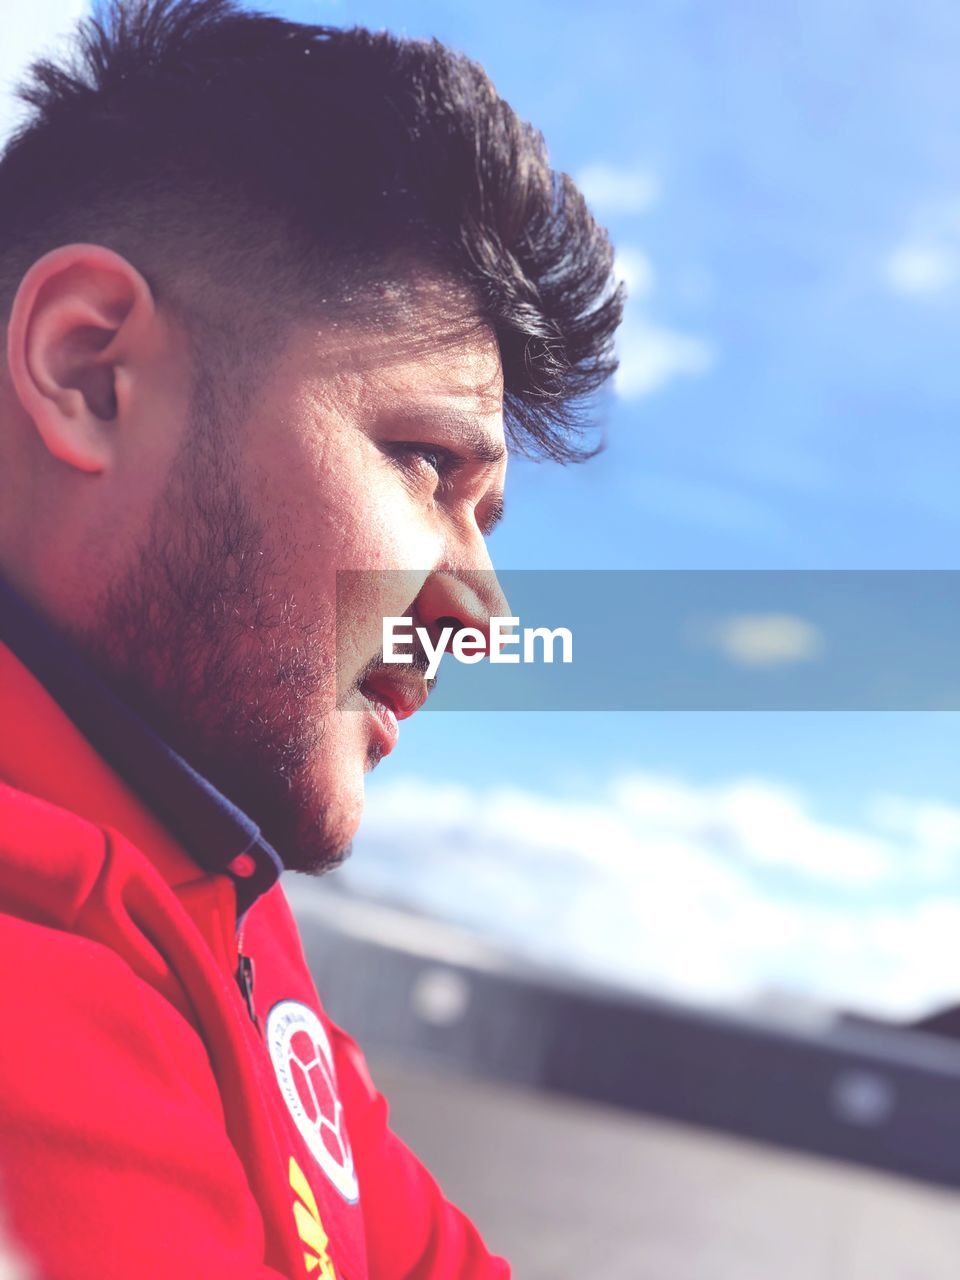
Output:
top-left (0, 1), bottom-right (622, 1275)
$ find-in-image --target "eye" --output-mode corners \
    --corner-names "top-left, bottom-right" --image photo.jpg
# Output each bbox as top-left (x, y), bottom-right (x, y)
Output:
top-left (387, 442), bottom-right (460, 487)
top-left (409, 445), bottom-right (445, 473)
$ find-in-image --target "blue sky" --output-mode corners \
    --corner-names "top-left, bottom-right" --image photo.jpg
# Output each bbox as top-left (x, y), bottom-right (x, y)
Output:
top-left (310, 0), bottom-right (960, 1017)
top-left (7, 0), bottom-right (960, 1016)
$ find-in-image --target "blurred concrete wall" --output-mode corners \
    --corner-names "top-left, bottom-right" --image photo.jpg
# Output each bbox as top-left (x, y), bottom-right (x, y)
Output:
top-left (373, 1055), bottom-right (960, 1280)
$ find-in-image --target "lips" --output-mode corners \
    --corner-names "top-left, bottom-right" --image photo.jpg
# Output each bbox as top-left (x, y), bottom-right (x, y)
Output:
top-left (359, 673), bottom-right (429, 721)
top-left (360, 688), bottom-right (399, 756)
top-left (358, 672), bottom-right (429, 757)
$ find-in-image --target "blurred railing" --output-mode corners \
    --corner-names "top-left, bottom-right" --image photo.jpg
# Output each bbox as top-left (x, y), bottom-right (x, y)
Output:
top-left (289, 878), bottom-right (960, 1190)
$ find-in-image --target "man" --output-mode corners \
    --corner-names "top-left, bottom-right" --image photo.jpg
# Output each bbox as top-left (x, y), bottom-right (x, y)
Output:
top-left (0, 1), bottom-right (622, 1275)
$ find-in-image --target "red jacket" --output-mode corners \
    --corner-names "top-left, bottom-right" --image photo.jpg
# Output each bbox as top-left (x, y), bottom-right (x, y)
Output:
top-left (0, 639), bottom-right (510, 1280)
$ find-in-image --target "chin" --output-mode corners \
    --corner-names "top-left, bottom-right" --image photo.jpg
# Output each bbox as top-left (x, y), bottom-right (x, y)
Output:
top-left (282, 765), bottom-right (366, 876)
top-left (291, 841), bottom-right (354, 878)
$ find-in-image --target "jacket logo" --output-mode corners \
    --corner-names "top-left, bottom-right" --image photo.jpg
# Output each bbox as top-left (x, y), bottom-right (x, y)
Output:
top-left (289, 1155), bottom-right (337, 1278)
top-left (267, 1000), bottom-right (359, 1202)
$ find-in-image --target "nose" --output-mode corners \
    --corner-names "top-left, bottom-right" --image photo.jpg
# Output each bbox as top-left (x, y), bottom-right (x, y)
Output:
top-left (413, 566), bottom-right (512, 656)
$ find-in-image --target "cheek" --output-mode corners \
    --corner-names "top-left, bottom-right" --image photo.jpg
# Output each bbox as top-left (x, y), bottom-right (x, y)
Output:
top-left (333, 471), bottom-right (442, 573)
top-left (264, 389), bottom-right (444, 565)
top-left (332, 521), bottom-right (436, 680)
top-left (246, 419), bottom-right (441, 670)
top-left (302, 469), bottom-right (443, 679)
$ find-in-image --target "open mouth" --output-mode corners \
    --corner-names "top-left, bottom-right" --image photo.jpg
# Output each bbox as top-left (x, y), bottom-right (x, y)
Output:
top-left (359, 683), bottom-right (399, 756)
top-left (357, 672), bottom-right (430, 758)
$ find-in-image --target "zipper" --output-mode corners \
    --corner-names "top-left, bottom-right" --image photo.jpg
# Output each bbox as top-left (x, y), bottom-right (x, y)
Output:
top-left (235, 920), bottom-right (260, 1032)
top-left (236, 951), bottom-right (260, 1031)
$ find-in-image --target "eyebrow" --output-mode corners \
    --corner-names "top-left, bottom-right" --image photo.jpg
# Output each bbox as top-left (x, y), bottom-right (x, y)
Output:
top-left (390, 409), bottom-right (508, 467)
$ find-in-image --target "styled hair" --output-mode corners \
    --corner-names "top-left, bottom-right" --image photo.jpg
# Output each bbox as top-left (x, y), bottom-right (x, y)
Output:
top-left (0, 0), bottom-right (623, 459)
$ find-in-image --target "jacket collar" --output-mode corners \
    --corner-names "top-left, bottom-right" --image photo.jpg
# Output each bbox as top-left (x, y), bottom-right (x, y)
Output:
top-left (0, 576), bottom-right (282, 915)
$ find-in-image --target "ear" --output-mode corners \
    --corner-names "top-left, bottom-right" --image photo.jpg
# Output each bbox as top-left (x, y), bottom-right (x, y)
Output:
top-left (5, 244), bottom-right (158, 475)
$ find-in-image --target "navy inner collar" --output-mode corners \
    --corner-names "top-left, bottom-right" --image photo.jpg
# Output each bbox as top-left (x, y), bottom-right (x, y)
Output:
top-left (0, 576), bottom-right (282, 917)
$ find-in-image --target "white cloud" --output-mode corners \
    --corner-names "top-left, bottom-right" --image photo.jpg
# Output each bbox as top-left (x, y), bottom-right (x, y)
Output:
top-left (577, 162), bottom-right (660, 217)
top-left (700, 612), bottom-right (824, 668)
top-left (610, 773), bottom-right (894, 886)
top-left (869, 795), bottom-right (960, 880)
top-left (883, 198), bottom-right (960, 297)
top-left (885, 244), bottom-right (959, 296)
top-left (613, 246), bottom-right (655, 301)
top-left (331, 770), bottom-right (960, 1020)
top-left (614, 316), bottom-right (715, 398)
top-left (0, 1), bottom-right (88, 148)
top-left (611, 241), bottom-right (715, 399)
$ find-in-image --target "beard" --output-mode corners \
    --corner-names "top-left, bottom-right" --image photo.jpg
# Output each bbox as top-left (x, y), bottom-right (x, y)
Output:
top-left (72, 423), bottom-right (350, 876)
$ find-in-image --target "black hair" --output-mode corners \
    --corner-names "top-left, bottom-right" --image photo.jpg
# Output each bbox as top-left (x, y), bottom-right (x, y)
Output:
top-left (0, 0), bottom-right (623, 459)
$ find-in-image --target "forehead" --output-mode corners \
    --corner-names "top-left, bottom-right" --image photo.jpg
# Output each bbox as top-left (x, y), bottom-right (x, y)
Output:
top-left (295, 279), bottom-right (505, 434)
top-left (369, 331), bottom-right (504, 427)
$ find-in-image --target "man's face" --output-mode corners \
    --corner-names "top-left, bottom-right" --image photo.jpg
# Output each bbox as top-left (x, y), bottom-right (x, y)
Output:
top-left (81, 308), bottom-right (509, 873)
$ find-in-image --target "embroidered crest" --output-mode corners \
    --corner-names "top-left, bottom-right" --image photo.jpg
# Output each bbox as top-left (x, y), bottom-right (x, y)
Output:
top-left (266, 1001), bottom-right (359, 1202)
